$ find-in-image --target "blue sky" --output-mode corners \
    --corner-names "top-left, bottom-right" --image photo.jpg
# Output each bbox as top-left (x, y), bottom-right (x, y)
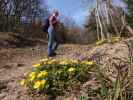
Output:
top-left (45, 0), bottom-right (94, 25)
top-left (44, 0), bottom-right (126, 26)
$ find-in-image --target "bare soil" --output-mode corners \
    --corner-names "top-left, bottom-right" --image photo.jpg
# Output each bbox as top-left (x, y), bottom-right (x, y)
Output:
top-left (0, 43), bottom-right (93, 100)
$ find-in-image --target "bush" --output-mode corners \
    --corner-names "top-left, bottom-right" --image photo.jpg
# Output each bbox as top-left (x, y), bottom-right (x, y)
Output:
top-left (96, 37), bottom-right (121, 46)
top-left (20, 58), bottom-right (95, 95)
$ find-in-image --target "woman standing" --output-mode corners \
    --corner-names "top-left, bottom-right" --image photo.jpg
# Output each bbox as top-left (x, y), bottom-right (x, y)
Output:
top-left (47, 10), bottom-right (59, 57)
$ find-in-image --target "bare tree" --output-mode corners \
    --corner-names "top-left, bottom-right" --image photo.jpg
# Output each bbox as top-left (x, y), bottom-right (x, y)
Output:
top-left (85, 0), bottom-right (130, 41)
top-left (0, 0), bottom-right (48, 32)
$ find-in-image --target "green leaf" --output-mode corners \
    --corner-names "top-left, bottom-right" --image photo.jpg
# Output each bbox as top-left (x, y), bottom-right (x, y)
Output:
top-left (112, 75), bottom-right (121, 100)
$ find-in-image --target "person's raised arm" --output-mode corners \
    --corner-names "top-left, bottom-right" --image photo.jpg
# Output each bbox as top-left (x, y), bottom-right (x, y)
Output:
top-left (49, 16), bottom-right (58, 26)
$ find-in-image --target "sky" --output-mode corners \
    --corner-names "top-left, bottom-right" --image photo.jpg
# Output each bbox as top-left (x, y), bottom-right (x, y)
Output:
top-left (44, 0), bottom-right (126, 26)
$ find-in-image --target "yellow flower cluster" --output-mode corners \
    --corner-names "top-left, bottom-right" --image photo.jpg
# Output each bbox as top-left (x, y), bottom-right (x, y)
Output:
top-left (20, 58), bottom-right (95, 92)
top-left (40, 58), bottom-right (49, 62)
top-left (20, 79), bottom-right (27, 87)
top-left (33, 80), bottom-right (46, 89)
top-left (33, 63), bottom-right (41, 68)
top-left (28, 72), bottom-right (37, 81)
top-left (20, 70), bottom-right (48, 90)
top-left (81, 61), bottom-right (94, 65)
top-left (40, 58), bottom-right (56, 65)
top-left (59, 59), bottom-right (78, 65)
top-left (33, 58), bottom-right (79, 68)
top-left (59, 60), bottom-right (69, 65)
top-left (47, 59), bottom-right (56, 65)
top-left (96, 37), bottom-right (121, 46)
top-left (68, 67), bottom-right (76, 72)
top-left (111, 37), bottom-right (121, 43)
top-left (68, 59), bottom-right (79, 64)
top-left (37, 71), bottom-right (48, 78)
top-left (96, 39), bottom-right (107, 46)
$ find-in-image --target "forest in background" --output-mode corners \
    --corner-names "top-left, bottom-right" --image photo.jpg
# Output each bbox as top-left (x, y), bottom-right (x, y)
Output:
top-left (0, 0), bottom-right (132, 44)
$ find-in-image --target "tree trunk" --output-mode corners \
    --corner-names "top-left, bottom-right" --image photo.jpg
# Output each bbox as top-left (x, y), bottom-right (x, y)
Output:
top-left (126, 25), bottom-right (133, 36)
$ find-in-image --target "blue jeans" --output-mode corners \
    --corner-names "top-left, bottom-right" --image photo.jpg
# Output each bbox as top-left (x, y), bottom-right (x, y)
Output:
top-left (48, 26), bottom-right (59, 55)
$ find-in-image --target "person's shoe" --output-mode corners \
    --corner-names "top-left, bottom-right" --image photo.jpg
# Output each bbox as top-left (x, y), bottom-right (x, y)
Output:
top-left (48, 54), bottom-right (55, 57)
top-left (48, 52), bottom-right (56, 57)
top-left (53, 52), bottom-right (57, 55)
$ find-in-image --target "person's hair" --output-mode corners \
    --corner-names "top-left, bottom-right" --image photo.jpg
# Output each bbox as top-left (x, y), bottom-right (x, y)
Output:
top-left (53, 10), bottom-right (59, 16)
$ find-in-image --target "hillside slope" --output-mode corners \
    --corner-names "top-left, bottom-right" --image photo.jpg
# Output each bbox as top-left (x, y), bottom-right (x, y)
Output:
top-left (0, 35), bottom-right (132, 100)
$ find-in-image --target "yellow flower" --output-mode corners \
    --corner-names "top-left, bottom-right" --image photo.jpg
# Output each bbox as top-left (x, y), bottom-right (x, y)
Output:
top-left (33, 63), bottom-right (41, 68)
top-left (68, 67), bottom-right (76, 72)
top-left (28, 72), bottom-right (37, 81)
top-left (96, 39), bottom-right (106, 46)
top-left (82, 61), bottom-right (94, 65)
top-left (30, 76), bottom-right (36, 81)
top-left (37, 71), bottom-right (48, 78)
top-left (47, 59), bottom-right (56, 64)
top-left (112, 37), bottom-right (120, 39)
top-left (59, 60), bottom-right (69, 65)
top-left (68, 59), bottom-right (78, 64)
top-left (111, 37), bottom-right (120, 43)
top-left (72, 60), bottom-right (78, 64)
top-left (20, 79), bottom-right (27, 86)
top-left (33, 80), bottom-right (46, 89)
top-left (40, 58), bottom-right (49, 62)
top-left (29, 72), bottom-right (36, 77)
top-left (33, 81), bottom-right (41, 89)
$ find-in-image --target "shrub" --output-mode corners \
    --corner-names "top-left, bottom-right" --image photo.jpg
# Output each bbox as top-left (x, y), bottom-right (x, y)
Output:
top-left (20, 58), bottom-right (95, 95)
top-left (96, 37), bottom-right (121, 46)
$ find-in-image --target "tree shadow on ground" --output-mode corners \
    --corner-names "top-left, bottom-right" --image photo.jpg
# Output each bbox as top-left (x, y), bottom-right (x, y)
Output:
top-left (5, 33), bottom-right (47, 48)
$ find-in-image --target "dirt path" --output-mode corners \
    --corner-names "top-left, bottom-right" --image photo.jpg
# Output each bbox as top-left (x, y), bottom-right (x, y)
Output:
top-left (0, 44), bottom-right (92, 100)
